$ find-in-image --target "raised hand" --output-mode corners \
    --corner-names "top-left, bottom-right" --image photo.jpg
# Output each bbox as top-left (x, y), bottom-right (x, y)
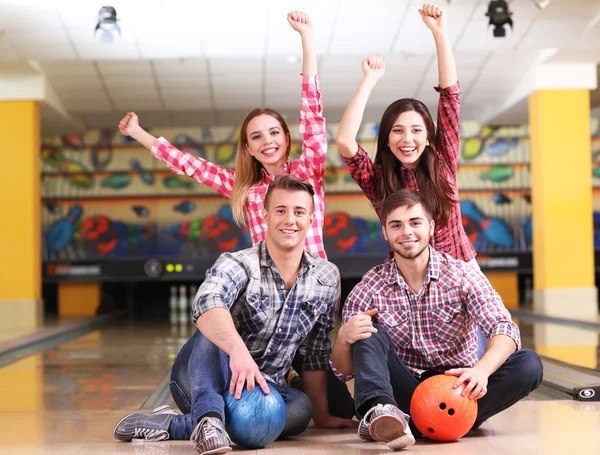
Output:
top-left (287, 10), bottom-right (314, 36)
top-left (361, 56), bottom-right (386, 83)
top-left (118, 112), bottom-right (140, 137)
top-left (419, 3), bottom-right (446, 33)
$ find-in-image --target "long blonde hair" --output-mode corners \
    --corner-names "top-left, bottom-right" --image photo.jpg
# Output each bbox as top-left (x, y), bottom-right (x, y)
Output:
top-left (230, 108), bottom-right (291, 226)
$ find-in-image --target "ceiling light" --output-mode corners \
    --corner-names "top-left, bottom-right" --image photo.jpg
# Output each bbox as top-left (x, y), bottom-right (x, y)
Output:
top-left (94, 6), bottom-right (121, 44)
top-left (485, 0), bottom-right (513, 38)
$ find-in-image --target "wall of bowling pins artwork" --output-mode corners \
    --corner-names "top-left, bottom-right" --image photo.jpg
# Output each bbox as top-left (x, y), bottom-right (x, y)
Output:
top-left (39, 118), bottom-right (600, 275)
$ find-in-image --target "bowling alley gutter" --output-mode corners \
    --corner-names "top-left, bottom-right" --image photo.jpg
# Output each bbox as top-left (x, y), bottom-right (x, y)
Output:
top-left (0, 312), bottom-right (122, 368)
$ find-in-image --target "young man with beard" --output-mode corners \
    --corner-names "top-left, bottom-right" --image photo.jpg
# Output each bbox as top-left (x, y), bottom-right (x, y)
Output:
top-left (330, 189), bottom-right (543, 450)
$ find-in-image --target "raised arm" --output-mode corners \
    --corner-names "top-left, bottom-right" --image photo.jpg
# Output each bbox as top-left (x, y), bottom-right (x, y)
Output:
top-left (336, 56), bottom-right (385, 159)
top-left (419, 3), bottom-right (456, 88)
top-left (119, 112), bottom-right (157, 150)
top-left (420, 4), bottom-right (460, 171)
top-left (288, 11), bottom-right (327, 177)
top-left (119, 111), bottom-right (236, 197)
top-left (287, 10), bottom-right (316, 76)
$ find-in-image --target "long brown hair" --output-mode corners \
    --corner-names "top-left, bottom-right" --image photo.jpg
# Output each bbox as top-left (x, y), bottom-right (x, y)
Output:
top-left (230, 108), bottom-right (291, 226)
top-left (374, 98), bottom-right (455, 227)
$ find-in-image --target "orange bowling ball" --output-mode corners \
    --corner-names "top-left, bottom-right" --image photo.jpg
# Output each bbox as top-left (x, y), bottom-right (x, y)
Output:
top-left (410, 374), bottom-right (478, 442)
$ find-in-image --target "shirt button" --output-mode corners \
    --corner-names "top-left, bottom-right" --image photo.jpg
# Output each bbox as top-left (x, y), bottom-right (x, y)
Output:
top-left (278, 328), bottom-right (283, 333)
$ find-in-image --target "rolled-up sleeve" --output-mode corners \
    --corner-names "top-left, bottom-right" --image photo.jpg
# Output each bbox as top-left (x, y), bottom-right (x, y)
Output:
top-left (191, 254), bottom-right (249, 323)
top-left (462, 265), bottom-right (521, 350)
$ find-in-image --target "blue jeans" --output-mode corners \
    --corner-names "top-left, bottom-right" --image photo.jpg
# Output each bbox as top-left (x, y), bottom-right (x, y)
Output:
top-left (168, 331), bottom-right (313, 440)
top-left (352, 324), bottom-right (543, 434)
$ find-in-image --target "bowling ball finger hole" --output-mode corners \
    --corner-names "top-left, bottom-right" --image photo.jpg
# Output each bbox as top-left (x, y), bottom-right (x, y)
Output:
top-left (448, 408), bottom-right (455, 416)
top-left (439, 402), bottom-right (447, 410)
top-left (427, 427), bottom-right (435, 434)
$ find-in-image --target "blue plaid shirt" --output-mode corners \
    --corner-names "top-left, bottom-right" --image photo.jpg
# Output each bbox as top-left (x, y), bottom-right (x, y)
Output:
top-left (191, 241), bottom-right (341, 385)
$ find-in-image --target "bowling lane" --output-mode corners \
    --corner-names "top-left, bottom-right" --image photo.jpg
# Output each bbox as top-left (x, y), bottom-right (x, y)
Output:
top-left (517, 318), bottom-right (600, 371)
top-left (0, 319), bottom-right (191, 453)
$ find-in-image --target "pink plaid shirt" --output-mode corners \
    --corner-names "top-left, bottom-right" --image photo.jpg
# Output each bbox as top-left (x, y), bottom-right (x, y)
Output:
top-left (331, 248), bottom-right (521, 380)
top-left (343, 82), bottom-right (476, 262)
top-left (150, 75), bottom-right (327, 259)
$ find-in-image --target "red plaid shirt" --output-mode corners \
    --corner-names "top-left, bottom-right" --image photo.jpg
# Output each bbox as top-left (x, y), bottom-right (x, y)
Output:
top-left (343, 82), bottom-right (476, 261)
top-left (331, 248), bottom-right (521, 380)
top-left (151, 75), bottom-right (327, 259)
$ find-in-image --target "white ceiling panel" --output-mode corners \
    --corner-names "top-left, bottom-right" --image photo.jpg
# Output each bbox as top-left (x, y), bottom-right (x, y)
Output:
top-left (529, 0), bottom-right (600, 20)
top-left (160, 85), bottom-right (210, 99)
top-left (64, 98), bottom-right (112, 112)
top-left (107, 85), bottom-right (160, 99)
top-left (17, 46), bottom-right (78, 60)
top-left (329, 1), bottom-right (409, 55)
top-left (518, 20), bottom-right (593, 49)
top-left (163, 95), bottom-right (212, 110)
top-left (0, 0), bottom-right (597, 132)
top-left (97, 60), bottom-right (153, 75)
top-left (48, 76), bottom-right (103, 90)
top-left (38, 60), bottom-right (97, 75)
top-left (6, 28), bottom-right (71, 47)
top-left (171, 110), bottom-right (217, 127)
top-left (153, 59), bottom-right (208, 74)
top-left (112, 95), bottom-right (162, 111)
top-left (102, 74), bottom-right (156, 88)
top-left (74, 43), bottom-right (141, 60)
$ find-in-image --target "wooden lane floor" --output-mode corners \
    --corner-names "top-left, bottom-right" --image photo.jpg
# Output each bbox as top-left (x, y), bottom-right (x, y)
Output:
top-left (0, 319), bottom-right (599, 454)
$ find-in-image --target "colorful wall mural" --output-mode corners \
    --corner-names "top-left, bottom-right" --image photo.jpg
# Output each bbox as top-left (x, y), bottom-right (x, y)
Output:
top-left (40, 119), bottom-right (600, 263)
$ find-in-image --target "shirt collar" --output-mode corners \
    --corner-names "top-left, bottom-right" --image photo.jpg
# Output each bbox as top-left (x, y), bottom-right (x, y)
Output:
top-left (260, 160), bottom-right (292, 181)
top-left (258, 240), bottom-right (313, 275)
top-left (383, 247), bottom-right (440, 287)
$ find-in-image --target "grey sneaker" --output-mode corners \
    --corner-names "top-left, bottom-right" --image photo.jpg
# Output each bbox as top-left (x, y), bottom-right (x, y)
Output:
top-left (113, 405), bottom-right (178, 442)
top-left (190, 416), bottom-right (232, 455)
top-left (359, 404), bottom-right (415, 450)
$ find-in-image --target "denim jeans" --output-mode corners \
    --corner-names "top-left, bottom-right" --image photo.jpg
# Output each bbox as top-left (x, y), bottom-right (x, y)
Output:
top-left (352, 323), bottom-right (543, 434)
top-left (168, 331), bottom-right (316, 440)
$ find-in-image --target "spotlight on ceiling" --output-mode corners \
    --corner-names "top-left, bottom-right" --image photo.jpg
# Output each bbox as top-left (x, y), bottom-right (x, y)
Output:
top-left (485, 0), bottom-right (513, 38)
top-left (533, 0), bottom-right (553, 9)
top-left (94, 6), bottom-right (121, 44)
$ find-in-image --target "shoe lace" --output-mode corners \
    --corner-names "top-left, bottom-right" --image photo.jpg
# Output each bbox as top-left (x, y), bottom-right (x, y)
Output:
top-left (192, 417), bottom-right (229, 447)
top-left (133, 427), bottom-right (168, 441)
top-left (363, 403), bottom-right (384, 423)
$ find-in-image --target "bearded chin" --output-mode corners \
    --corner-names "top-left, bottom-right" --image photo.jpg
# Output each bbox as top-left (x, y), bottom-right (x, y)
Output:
top-left (392, 243), bottom-right (429, 260)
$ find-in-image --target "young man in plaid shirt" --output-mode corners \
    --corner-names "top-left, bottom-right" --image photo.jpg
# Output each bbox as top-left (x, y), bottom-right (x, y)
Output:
top-left (114, 176), bottom-right (355, 454)
top-left (330, 189), bottom-right (543, 450)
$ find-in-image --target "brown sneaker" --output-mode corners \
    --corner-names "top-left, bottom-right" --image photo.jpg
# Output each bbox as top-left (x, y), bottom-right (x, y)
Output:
top-left (190, 416), bottom-right (232, 455)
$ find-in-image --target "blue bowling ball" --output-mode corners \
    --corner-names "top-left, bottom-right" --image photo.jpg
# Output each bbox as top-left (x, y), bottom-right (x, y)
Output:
top-left (224, 384), bottom-right (287, 449)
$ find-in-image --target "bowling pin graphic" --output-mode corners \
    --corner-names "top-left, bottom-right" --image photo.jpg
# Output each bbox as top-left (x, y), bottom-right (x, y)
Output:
top-left (178, 285), bottom-right (188, 325)
top-left (169, 285), bottom-right (178, 325)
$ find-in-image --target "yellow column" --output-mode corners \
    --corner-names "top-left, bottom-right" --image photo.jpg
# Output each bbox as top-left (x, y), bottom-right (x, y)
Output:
top-left (0, 101), bottom-right (43, 329)
top-left (529, 89), bottom-right (597, 363)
